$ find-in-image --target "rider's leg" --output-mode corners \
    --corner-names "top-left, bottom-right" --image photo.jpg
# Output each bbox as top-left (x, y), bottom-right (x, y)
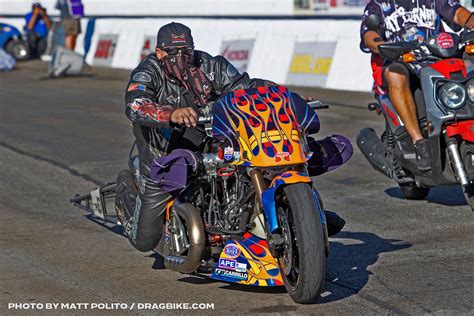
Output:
top-left (384, 63), bottom-right (431, 171)
top-left (384, 63), bottom-right (423, 143)
top-left (115, 168), bottom-right (172, 252)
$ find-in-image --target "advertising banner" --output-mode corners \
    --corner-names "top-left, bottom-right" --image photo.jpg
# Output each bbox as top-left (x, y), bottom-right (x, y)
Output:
top-left (93, 34), bottom-right (118, 67)
top-left (286, 41), bottom-right (336, 87)
top-left (219, 39), bottom-right (255, 74)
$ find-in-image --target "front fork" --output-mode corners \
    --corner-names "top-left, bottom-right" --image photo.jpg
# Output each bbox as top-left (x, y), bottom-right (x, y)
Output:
top-left (249, 167), bottom-right (329, 256)
top-left (446, 136), bottom-right (470, 186)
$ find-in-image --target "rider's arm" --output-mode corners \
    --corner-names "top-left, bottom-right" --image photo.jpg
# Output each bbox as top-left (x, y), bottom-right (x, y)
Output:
top-left (436, 0), bottom-right (464, 29)
top-left (359, 1), bottom-right (386, 55)
top-left (363, 31), bottom-right (386, 54)
top-left (124, 66), bottom-right (175, 128)
top-left (454, 7), bottom-right (474, 29)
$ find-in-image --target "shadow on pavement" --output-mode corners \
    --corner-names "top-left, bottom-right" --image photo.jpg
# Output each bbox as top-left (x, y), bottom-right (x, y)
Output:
top-left (147, 230), bottom-right (411, 306)
top-left (319, 231), bottom-right (411, 303)
top-left (148, 252), bottom-right (166, 270)
top-left (385, 185), bottom-right (467, 206)
top-left (84, 214), bottom-right (126, 236)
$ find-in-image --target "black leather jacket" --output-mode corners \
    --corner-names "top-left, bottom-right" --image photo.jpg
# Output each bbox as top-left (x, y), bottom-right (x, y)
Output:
top-left (124, 51), bottom-right (261, 175)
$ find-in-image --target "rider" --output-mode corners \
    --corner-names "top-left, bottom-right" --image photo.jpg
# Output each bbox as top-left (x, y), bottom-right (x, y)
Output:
top-left (115, 22), bottom-right (347, 253)
top-left (360, 0), bottom-right (474, 171)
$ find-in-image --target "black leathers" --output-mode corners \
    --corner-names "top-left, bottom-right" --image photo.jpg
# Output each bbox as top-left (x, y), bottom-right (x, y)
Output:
top-left (119, 51), bottom-right (260, 252)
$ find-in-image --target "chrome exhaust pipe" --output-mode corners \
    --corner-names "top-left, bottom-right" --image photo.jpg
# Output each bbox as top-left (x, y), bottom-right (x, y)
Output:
top-left (164, 202), bottom-right (205, 273)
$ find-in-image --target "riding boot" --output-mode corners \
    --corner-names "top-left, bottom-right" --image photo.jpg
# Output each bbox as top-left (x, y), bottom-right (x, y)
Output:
top-left (325, 210), bottom-right (345, 237)
top-left (414, 139), bottom-right (431, 172)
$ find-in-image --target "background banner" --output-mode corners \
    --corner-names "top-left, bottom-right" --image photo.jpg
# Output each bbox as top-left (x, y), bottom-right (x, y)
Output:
top-left (286, 41), bottom-right (336, 87)
top-left (141, 35), bottom-right (157, 62)
top-left (93, 34), bottom-right (118, 67)
top-left (219, 38), bottom-right (255, 74)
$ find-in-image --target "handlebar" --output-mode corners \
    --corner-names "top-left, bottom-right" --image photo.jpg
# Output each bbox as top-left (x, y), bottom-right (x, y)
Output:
top-left (197, 115), bottom-right (212, 125)
top-left (308, 101), bottom-right (330, 110)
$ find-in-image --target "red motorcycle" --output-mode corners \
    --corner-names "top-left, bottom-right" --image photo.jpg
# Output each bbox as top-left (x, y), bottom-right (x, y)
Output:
top-left (358, 15), bottom-right (474, 210)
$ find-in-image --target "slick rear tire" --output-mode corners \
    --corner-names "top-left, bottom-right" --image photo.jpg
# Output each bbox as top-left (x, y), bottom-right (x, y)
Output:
top-left (6, 39), bottom-right (30, 61)
top-left (278, 183), bottom-right (326, 304)
top-left (399, 184), bottom-right (430, 200)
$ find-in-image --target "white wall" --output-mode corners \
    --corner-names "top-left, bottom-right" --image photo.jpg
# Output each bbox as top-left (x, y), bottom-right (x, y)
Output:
top-left (1, 17), bottom-right (373, 91)
top-left (0, 0), bottom-right (294, 16)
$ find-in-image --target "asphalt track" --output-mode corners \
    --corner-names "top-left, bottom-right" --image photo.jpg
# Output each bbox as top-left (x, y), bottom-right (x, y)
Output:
top-left (0, 61), bottom-right (473, 315)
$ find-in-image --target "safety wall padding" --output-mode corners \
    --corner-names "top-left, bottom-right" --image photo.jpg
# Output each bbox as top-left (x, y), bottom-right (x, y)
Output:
top-left (1, 17), bottom-right (373, 91)
top-left (0, 0), bottom-right (294, 16)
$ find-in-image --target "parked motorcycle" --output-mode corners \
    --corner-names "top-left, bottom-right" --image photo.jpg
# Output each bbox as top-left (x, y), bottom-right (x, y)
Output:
top-left (358, 15), bottom-right (474, 210)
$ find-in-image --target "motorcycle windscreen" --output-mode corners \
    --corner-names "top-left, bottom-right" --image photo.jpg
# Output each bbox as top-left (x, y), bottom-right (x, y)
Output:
top-left (212, 85), bottom-right (320, 167)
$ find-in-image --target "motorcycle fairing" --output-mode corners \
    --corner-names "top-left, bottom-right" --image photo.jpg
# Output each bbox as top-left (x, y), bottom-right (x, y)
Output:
top-left (211, 86), bottom-right (319, 167)
top-left (446, 120), bottom-right (474, 142)
top-left (261, 171), bottom-right (311, 233)
top-left (377, 95), bottom-right (404, 130)
top-left (429, 58), bottom-right (466, 79)
top-left (210, 232), bottom-right (284, 286)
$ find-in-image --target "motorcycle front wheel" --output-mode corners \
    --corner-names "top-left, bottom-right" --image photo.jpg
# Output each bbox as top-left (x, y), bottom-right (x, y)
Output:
top-left (277, 183), bottom-right (326, 304)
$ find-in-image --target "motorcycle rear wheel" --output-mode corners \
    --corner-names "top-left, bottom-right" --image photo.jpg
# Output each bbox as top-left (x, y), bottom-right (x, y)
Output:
top-left (277, 183), bottom-right (326, 304)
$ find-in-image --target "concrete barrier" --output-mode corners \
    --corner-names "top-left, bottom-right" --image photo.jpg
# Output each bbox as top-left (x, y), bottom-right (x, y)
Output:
top-left (1, 17), bottom-right (373, 91)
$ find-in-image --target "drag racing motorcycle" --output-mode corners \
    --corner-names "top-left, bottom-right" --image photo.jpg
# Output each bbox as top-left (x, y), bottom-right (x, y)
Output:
top-left (358, 15), bottom-right (474, 210)
top-left (72, 85), bottom-right (348, 304)
top-left (150, 86), bottom-right (330, 304)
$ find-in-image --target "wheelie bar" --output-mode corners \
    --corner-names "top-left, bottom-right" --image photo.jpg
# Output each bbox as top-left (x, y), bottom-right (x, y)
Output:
top-left (70, 182), bottom-right (117, 222)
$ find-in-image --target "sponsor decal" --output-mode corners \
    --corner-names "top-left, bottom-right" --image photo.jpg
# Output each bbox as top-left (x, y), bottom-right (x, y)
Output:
top-left (224, 146), bottom-right (234, 161)
top-left (218, 258), bottom-right (237, 270)
top-left (382, 102), bottom-right (400, 127)
top-left (207, 72), bottom-right (215, 81)
top-left (215, 268), bottom-right (248, 280)
top-left (275, 151), bottom-right (290, 162)
top-left (436, 33), bottom-right (454, 49)
top-left (132, 72), bottom-right (152, 83)
top-left (384, 5), bottom-right (436, 34)
top-left (127, 83), bottom-right (146, 92)
top-left (223, 243), bottom-right (241, 259)
top-left (166, 94), bottom-right (180, 105)
top-left (171, 33), bottom-right (186, 44)
top-left (236, 262), bottom-right (247, 273)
